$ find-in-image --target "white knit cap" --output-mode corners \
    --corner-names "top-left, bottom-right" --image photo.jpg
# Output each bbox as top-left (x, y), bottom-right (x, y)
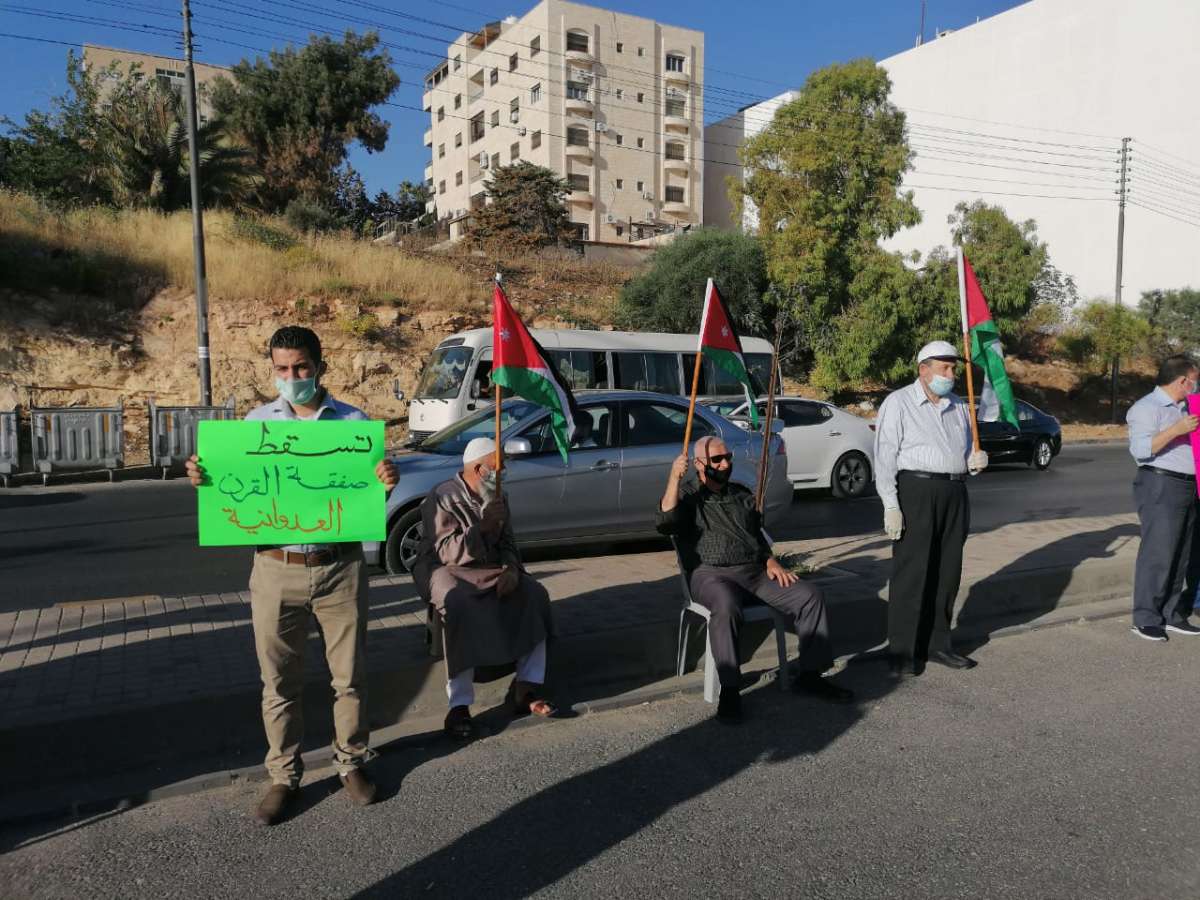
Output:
top-left (463, 436), bottom-right (497, 466)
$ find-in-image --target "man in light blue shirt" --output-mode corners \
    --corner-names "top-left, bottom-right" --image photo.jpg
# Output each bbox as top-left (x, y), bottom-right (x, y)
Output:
top-left (1126, 354), bottom-right (1200, 641)
top-left (187, 326), bottom-right (398, 825)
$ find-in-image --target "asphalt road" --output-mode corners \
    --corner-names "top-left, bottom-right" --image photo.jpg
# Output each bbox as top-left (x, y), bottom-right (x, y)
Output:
top-left (0, 444), bottom-right (1136, 611)
top-left (1, 614), bottom-right (1196, 899)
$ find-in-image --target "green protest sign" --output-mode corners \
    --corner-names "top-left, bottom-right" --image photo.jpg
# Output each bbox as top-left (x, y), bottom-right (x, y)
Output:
top-left (197, 419), bottom-right (386, 546)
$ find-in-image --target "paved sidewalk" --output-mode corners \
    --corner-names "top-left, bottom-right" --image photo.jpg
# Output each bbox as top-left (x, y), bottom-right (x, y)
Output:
top-left (0, 512), bottom-right (1141, 733)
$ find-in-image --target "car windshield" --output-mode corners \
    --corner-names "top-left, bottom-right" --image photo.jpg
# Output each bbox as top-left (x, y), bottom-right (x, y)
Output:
top-left (415, 345), bottom-right (474, 400)
top-left (416, 400), bottom-right (539, 455)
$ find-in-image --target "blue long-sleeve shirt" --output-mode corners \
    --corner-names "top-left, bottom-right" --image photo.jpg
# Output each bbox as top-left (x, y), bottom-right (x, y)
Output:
top-left (1126, 386), bottom-right (1194, 474)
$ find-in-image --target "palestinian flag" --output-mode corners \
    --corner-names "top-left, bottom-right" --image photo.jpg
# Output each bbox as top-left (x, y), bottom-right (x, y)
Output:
top-left (958, 249), bottom-right (1018, 428)
top-left (699, 278), bottom-right (760, 428)
top-left (491, 280), bottom-right (579, 464)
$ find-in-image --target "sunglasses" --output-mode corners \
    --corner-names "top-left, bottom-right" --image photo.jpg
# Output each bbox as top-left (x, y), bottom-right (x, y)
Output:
top-left (702, 453), bottom-right (733, 465)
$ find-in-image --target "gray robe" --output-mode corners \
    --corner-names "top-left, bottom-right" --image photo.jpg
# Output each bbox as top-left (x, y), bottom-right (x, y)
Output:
top-left (414, 474), bottom-right (553, 678)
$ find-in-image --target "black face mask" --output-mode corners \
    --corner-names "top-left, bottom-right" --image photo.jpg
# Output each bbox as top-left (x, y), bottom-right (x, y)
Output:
top-left (703, 463), bottom-right (732, 485)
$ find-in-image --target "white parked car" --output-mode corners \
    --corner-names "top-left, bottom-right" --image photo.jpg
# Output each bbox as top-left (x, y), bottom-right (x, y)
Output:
top-left (704, 397), bottom-right (876, 499)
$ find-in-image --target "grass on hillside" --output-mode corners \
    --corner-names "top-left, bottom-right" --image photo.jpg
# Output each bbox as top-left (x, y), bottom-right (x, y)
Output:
top-left (0, 190), bottom-right (623, 329)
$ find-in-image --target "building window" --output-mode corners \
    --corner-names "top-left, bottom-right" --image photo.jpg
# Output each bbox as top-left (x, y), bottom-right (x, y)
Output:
top-left (439, 180), bottom-right (446, 194)
top-left (455, 132), bottom-right (463, 147)
top-left (470, 112), bottom-right (485, 142)
top-left (530, 83), bottom-right (541, 104)
top-left (615, 225), bottom-right (624, 236)
top-left (510, 97), bottom-right (520, 123)
top-left (665, 186), bottom-right (685, 203)
top-left (568, 173), bottom-right (590, 192)
top-left (438, 143), bottom-right (446, 158)
top-left (455, 171), bottom-right (463, 186)
top-left (615, 134), bottom-right (623, 146)
top-left (615, 88), bottom-right (623, 100)
top-left (616, 41), bottom-right (623, 53)
top-left (566, 126), bottom-right (589, 147)
top-left (636, 92), bottom-right (644, 103)
top-left (571, 222), bottom-right (590, 241)
top-left (615, 178), bottom-right (623, 189)
top-left (530, 35), bottom-right (540, 56)
top-left (636, 137), bottom-right (644, 148)
top-left (453, 54), bottom-right (461, 71)
top-left (454, 93), bottom-right (462, 110)
top-left (637, 47), bottom-right (645, 57)
top-left (666, 54), bottom-right (685, 72)
top-left (490, 67), bottom-right (498, 86)
top-left (566, 81), bottom-right (589, 101)
top-left (437, 106), bottom-right (445, 122)
top-left (665, 142), bottom-right (685, 160)
top-left (490, 110), bottom-right (499, 127)
top-left (531, 130), bottom-right (541, 149)
top-left (665, 98), bottom-right (686, 118)
top-left (510, 142), bottom-right (520, 161)
top-left (491, 153), bottom-right (500, 169)
top-left (637, 180), bottom-right (644, 192)
top-left (509, 53), bottom-right (518, 72)
top-left (566, 32), bottom-right (589, 53)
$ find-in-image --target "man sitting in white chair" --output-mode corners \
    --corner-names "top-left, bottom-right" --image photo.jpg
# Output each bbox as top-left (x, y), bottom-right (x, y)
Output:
top-left (656, 436), bottom-right (853, 722)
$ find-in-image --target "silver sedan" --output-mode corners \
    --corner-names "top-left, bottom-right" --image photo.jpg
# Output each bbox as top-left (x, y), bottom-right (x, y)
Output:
top-left (366, 390), bottom-right (793, 573)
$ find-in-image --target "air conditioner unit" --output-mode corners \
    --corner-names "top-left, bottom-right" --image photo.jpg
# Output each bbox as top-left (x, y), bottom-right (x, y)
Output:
top-left (518, 126), bottom-right (527, 136)
top-left (605, 213), bottom-right (615, 223)
top-left (642, 191), bottom-right (654, 200)
top-left (666, 87), bottom-right (682, 98)
top-left (509, 110), bottom-right (519, 123)
top-left (479, 152), bottom-right (489, 168)
top-left (577, 71), bottom-right (594, 82)
top-left (594, 122), bottom-right (608, 133)
top-left (646, 210), bottom-right (656, 220)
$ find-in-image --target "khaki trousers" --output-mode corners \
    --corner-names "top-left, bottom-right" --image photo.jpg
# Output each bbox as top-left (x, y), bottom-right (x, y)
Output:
top-left (248, 547), bottom-right (369, 786)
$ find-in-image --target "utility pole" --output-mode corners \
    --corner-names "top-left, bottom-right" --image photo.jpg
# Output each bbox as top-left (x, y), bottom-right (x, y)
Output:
top-left (918, 1), bottom-right (927, 46)
top-left (1110, 136), bottom-right (1130, 424)
top-left (182, 0), bottom-right (212, 405)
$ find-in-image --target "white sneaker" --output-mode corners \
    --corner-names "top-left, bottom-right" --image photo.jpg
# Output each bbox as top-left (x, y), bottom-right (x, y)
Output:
top-left (1165, 621), bottom-right (1200, 636)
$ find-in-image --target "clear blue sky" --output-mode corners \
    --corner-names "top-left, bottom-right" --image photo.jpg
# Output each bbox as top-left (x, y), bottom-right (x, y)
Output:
top-left (1, 0), bottom-right (1025, 194)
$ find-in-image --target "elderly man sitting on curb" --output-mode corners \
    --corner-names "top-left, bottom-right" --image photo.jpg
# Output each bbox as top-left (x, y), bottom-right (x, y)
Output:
top-left (657, 435), bottom-right (854, 722)
top-left (413, 437), bottom-right (557, 738)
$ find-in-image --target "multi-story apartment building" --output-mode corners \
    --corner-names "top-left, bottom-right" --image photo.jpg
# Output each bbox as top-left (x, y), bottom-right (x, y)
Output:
top-left (422, 0), bottom-right (704, 243)
top-left (82, 44), bottom-right (228, 122)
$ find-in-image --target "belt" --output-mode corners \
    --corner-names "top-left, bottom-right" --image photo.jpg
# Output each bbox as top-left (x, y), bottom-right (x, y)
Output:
top-left (1141, 465), bottom-right (1196, 482)
top-left (257, 547), bottom-right (341, 566)
top-left (899, 469), bottom-right (966, 482)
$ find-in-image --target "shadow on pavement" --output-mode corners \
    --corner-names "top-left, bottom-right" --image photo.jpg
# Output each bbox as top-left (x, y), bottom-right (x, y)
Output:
top-left (0, 492), bottom-right (86, 510)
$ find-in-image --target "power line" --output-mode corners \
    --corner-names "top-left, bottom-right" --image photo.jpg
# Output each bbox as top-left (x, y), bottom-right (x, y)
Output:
top-left (902, 183), bottom-right (1116, 202)
top-left (1127, 200), bottom-right (1200, 230)
top-left (1131, 139), bottom-right (1200, 176)
top-left (906, 168), bottom-right (1118, 192)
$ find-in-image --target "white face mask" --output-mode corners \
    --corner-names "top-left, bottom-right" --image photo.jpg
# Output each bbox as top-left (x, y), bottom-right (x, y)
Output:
top-left (276, 376), bottom-right (317, 405)
top-left (927, 374), bottom-right (955, 397)
top-left (478, 468), bottom-right (498, 503)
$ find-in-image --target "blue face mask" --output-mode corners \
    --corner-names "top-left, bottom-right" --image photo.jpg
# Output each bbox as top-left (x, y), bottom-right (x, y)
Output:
top-left (276, 376), bottom-right (318, 406)
top-left (928, 374), bottom-right (955, 397)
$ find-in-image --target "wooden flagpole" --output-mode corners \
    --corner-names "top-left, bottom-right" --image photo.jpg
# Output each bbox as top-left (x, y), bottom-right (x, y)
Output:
top-left (682, 278), bottom-right (714, 456)
top-left (755, 324), bottom-right (784, 512)
top-left (494, 272), bottom-right (504, 489)
top-left (956, 247), bottom-right (981, 452)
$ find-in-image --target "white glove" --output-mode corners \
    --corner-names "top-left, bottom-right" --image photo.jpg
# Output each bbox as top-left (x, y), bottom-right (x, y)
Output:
top-left (883, 507), bottom-right (904, 541)
top-left (968, 449), bottom-right (989, 475)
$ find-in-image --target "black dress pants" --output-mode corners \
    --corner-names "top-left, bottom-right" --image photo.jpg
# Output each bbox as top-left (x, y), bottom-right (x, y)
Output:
top-left (690, 563), bottom-right (833, 689)
top-left (888, 473), bottom-right (969, 662)
top-left (1132, 468), bottom-right (1197, 628)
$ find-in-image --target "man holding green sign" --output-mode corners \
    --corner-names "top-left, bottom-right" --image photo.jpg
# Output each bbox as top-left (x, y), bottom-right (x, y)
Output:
top-left (186, 326), bottom-right (398, 826)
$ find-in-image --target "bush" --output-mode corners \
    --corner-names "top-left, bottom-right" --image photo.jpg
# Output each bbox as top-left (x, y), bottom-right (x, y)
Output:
top-left (338, 311), bottom-right (381, 340)
top-left (285, 197), bottom-right (339, 234)
top-left (230, 215), bottom-right (297, 251)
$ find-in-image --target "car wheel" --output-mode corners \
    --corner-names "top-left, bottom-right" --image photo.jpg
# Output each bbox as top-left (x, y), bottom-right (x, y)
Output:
top-left (384, 507), bottom-right (423, 574)
top-left (830, 451), bottom-right (871, 499)
top-left (1033, 437), bottom-right (1054, 471)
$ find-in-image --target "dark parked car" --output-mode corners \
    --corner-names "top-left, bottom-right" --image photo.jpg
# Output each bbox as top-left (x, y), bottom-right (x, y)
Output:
top-left (977, 400), bottom-right (1062, 470)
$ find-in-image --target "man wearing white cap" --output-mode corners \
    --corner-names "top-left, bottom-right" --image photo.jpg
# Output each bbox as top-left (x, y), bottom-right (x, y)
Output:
top-left (874, 340), bottom-right (988, 677)
top-left (413, 437), bottom-right (555, 738)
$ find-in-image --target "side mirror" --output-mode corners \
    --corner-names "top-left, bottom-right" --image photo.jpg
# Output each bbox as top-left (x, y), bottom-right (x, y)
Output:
top-left (503, 438), bottom-right (532, 457)
top-left (469, 379), bottom-right (482, 400)
top-left (392, 378), bottom-right (405, 401)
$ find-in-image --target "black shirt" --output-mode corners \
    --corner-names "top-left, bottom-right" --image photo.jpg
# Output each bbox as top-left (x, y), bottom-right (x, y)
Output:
top-left (656, 476), bottom-right (770, 570)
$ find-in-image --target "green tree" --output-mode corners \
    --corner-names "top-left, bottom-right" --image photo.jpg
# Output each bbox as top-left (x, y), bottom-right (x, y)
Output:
top-left (210, 32), bottom-right (399, 212)
top-left (615, 229), bottom-right (771, 334)
top-left (1138, 287), bottom-right (1200, 354)
top-left (374, 179), bottom-right (432, 225)
top-left (468, 162), bottom-right (572, 247)
top-left (739, 58), bottom-right (918, 371)
top-left (1068, 300), bottom-right (1151, 372)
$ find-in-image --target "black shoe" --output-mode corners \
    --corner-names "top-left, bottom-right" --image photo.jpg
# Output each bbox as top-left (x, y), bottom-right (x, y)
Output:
top-left (716, 686), bottom-right (743, 723)
top-left (888, 655), bottom-right (918, 680)
top-left (792, 671), bottom-right (855, 704)
top-left (253, 784), bottom-right (297, 827)
top-left (928, 650), bottom-right (977, 670)
top-left (1165, 621), bottom-right (1200, 636)
top-left (1131, 625), bottom-right (1168, 642)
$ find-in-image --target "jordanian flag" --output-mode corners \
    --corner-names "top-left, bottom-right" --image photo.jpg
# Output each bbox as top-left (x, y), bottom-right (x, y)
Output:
top-left (492, 280), bottom-right (579, 464)
top-left (958, 249), bottom-right (1018, 428)
top-left (699, 278), bottom-right (760, 428)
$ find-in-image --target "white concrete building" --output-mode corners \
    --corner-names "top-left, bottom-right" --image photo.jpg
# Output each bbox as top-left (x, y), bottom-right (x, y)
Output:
top-left (422, 0), bottom-right (704, 243)
top-left (706, 0), bottom-right (1200, 304)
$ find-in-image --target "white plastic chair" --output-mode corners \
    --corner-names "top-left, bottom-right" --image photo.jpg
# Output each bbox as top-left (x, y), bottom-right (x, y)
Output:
top-left (671, 539), bottom-right (790, 702)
